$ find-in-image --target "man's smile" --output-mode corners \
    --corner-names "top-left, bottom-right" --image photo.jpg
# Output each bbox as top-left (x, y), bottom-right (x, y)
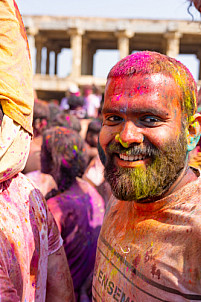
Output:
top-left (114, 153), bottom-right (150, 168)
top-left (119, 153), bottom-right (148, 161)
top-left (106, 142), bottom-right (157, 168)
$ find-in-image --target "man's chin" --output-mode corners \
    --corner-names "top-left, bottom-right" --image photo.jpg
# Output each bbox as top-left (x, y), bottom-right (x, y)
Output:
top-left (105, 173), bottom-right (167, 202)
top-left (104, 165), bottom-right (155, 202)
top-left (104, 159), bottom-right (181, 202)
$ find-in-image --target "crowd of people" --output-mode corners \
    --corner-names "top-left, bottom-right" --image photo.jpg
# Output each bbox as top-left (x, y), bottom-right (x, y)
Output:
top-left (0, 1), bottom-right (106, 301)
top-left (22, 86), bottom-right (107, 301)
top-left (0, 0), bottom-right (201, 301)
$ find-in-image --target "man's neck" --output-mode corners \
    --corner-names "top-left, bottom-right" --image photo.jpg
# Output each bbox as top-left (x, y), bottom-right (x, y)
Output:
top-left (164, 165), bottom-right (197, 197)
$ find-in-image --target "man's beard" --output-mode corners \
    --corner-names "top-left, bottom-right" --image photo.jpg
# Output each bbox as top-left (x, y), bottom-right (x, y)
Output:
top-left (98, 131), bottom-right (187, 202)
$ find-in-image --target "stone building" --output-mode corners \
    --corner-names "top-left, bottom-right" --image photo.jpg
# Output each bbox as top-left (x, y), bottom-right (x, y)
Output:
top-left (23, 15), bottom-right (201, 100)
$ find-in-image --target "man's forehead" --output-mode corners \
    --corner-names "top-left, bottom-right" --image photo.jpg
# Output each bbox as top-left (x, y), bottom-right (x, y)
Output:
top-left (103, 73), bottom-right (183, 115)
top-left (105, 73), bottom-right (180, 98)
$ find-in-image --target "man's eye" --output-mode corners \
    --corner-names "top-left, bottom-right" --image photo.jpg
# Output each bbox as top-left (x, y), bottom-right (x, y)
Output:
top-left (106, 115), bottom-right (122, 122)
top-left (141, 116), bottom-right (161, 125)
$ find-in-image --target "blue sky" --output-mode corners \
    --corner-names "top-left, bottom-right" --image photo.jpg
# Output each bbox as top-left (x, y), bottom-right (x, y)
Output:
top-left (17, 0), bottom-right (200, 19)
top-left (17, 0), bottom-right (201, 79)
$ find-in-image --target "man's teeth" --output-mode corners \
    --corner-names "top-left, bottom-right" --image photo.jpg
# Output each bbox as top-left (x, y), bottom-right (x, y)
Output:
top-left (119, 154), bottom-right (146, 161)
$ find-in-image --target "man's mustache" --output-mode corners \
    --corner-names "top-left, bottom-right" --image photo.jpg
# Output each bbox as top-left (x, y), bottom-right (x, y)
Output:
top-left (106, 142), bottom-right (159, 158)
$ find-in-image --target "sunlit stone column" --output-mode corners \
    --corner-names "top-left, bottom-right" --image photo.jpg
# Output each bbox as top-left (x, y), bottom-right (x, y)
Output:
top-left (88, 47), bottom-right (96, 75)
top-left (69, 28), bottom-right (84, 77)
top-left (115, 30), bottom-right (134, 60)
top-left (82, 39), bottom-right (96, 76)
top-left (164, 31), bottom-right (182, 58)
top-left (26, 27), bottom-right (38, 73)
top-left (82, 37), bottom-right (89, 75)
top-left (35, 35), bottom-right (45, 74)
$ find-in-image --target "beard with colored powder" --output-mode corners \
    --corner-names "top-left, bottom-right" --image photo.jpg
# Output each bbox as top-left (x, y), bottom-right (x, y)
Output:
top-left (98, 130), bottom-right (188, 202)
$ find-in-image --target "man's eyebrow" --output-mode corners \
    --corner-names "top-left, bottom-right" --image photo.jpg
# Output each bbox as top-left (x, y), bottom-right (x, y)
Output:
top-left (132, 108), bottom-right (169, 116)
top-left (102, 107), bottom-right (121, 114)
top-left (102, 107), bottom-right (169, 116)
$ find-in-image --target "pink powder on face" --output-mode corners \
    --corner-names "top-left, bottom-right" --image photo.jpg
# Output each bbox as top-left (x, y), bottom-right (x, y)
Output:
top-left (107, 51), bottom-right (197, 120)
top-left (112, 93), bottom-right (122, 102)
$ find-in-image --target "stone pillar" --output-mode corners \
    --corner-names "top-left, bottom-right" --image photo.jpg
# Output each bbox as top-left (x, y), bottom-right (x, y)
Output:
top-left (46, 47), bottom-right (50, 75)
top-left (164, 31), bottom-right (182, 58)
top-left (81, 37), bottom-right (89, 75)
top-left (115, 30), bottom-right (134, 60)
top-left (81, 38), bottom-right (95, 75)
top-left (54, 49), bottom-right (60, 75)
top-left (35, 35), bottom-right (44, 74)
top-left (88, 47), bottom-right (96, 75)
top-left (26, 27), bottom-right (38, 73)
top-left (69, 28), bottom-right (84, 78)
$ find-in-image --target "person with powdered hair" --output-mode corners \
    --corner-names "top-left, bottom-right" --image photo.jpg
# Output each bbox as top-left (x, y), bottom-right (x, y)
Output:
top-left (0, 1), bottom-right (75, 301)
top-left (41, 126), bottom-right (105, 301)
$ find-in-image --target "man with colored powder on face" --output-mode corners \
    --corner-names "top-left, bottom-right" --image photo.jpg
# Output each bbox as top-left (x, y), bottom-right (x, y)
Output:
top-left (92, 51), bottom-right (201, 301)
top-left (0, 1), bottom-right (75, 301)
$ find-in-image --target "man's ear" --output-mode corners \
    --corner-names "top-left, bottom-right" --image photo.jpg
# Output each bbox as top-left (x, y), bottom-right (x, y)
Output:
top-left (186, 113), bottom-right (201, 152)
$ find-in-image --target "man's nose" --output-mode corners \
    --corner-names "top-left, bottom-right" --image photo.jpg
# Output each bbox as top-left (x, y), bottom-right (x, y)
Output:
top-left (116, 121), bottom-right (144, 147)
